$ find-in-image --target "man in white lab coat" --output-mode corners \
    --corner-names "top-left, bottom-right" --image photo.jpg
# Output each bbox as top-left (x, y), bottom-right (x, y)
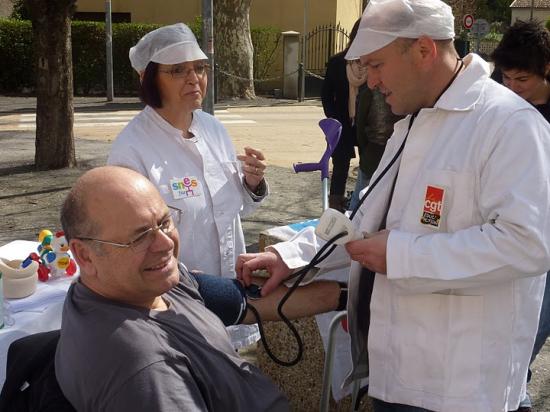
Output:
top-left (237, 0), bottom-right (550, 411)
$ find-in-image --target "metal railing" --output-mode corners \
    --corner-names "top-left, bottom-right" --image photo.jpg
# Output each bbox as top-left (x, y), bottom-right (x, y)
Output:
top-left (303, 24), bottom-right (350, 78)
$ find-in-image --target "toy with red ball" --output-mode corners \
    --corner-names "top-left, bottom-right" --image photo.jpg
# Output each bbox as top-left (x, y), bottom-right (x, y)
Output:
top-left (22, 229), bottom-right (77, 281)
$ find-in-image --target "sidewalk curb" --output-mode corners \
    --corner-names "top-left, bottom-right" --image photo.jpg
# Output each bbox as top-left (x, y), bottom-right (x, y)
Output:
top-left (0, 95), bottom-right (321, 115)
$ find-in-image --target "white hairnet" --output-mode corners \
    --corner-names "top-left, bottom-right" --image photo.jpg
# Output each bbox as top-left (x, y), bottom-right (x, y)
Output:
top-left (129, 23), bottom-right (208, 73)
top-left (346, 0), bottom-right (455, 60)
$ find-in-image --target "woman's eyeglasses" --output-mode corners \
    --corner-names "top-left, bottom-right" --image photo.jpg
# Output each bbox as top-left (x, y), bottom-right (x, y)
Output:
top-left (159, 62), bottom-right (210, 79)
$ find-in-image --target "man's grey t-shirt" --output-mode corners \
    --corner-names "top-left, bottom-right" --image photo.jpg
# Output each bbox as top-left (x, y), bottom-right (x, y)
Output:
top-left (55, 270), bottom-right (288, 411)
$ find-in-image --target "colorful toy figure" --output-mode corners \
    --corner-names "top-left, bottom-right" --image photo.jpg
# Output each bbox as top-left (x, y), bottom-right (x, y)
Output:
top-left (37, 229), bottom-right (53, 262)
top-left (43, 231), bottom-right (77, 278)
top-left (21, 230), bottom-right (77, 282)
top-left (21, 252), bottom-right (51, 282)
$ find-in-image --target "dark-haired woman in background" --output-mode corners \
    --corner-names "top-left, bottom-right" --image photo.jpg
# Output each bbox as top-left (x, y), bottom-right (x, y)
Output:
top-left (492, 19), bottom-right (550, 412)
top-left (321, 20), bottom-right (362, 212)
top-left (107, 23), bottom-right (267, 349)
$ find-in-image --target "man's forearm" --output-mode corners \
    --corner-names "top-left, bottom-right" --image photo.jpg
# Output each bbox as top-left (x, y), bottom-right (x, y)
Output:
top-left (241, 279), bottom-right (342, 324)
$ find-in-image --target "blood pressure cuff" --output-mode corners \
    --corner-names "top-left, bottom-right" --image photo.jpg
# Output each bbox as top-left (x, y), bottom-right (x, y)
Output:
top-left (190, 273), bottom-right (248, 326)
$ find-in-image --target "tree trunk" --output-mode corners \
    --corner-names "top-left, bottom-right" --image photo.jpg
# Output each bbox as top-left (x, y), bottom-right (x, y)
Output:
top-left (26, 0), bottom-right (76, 170)
top-left (214, 0), bottom-right (255, 99)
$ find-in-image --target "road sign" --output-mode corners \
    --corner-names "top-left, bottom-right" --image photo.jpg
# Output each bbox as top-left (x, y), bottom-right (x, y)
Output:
top-left (471, 18), bottom-right (490, 37)
top-left (463, 14), bottom-right (474, 29)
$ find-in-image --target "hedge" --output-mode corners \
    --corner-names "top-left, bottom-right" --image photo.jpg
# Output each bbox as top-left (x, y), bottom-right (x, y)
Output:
top-left (0, 18), bottom-right (281, 95)
top-left (73, 21), bottom-right (161, 95)
top-left (0, 19), bottom-right (34, 93)
top-left (0, 19), bottom-right (163, 95)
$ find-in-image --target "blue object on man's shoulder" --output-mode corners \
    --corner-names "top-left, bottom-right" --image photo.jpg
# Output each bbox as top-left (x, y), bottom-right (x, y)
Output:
top-left (190, 273), bottom-right (247, 326)
top-left (288, 219), bottom-right (319, 232)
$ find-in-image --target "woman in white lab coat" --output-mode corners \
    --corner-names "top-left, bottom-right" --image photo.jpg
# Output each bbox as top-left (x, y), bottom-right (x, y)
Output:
top-left (108, 23), bottom-right (267, 348)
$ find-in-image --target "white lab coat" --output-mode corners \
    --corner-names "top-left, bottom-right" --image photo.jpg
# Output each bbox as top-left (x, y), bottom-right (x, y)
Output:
top-left (108, 107), bottom-right (266, 348)
top-left (272, 54), bottom-right (550, 411)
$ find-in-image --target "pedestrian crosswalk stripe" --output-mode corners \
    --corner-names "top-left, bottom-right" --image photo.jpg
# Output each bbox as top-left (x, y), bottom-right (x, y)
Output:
top-left (17, 122), bottom-right (130, 129)
top-left (216, 114), bottom-right (246, 119)
top-left (19, 112), bottom-right (140, 118)
top-left (219, 120), bottom-right (256, 124)
top-left (16, 116), bottom-right (134, 123)
top-left (5, 109), bottom-right (257, 129)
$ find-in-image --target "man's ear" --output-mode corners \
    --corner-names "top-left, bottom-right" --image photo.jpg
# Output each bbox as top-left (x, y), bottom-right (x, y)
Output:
top-left (70, 239), bottom-right (98, 277)
top-left (414, 36), bottom-right (438, 68)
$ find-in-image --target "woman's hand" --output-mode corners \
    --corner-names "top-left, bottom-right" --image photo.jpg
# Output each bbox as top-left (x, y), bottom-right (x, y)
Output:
top-left (237, 146), bottom-right (266, 192)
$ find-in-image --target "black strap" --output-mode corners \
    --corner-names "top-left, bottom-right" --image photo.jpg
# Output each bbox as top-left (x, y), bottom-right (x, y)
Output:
top-left (377, 169), bottom-right (399, 232)
top-left (356, 111), bottom-right (417, 341)
top-left (336, 282), bottom-right (348, 311)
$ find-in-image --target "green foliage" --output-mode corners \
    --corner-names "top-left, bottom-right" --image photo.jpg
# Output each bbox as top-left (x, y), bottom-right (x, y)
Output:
top-left (490, 21), bottom-right (507, 34)
top-left (0, 16), bottom-right (282, 95)
top-left (0, 18), bottom-right (161, 94)
top-left (9, 0), bottom-right (30, 20)
top-left (71, 21), bottom-right (161, 94)
top-left (0, 19), bottom-right (34, 92)
top-left (110, 22), bottom-right (161, 94)
top-left (546, 18), bottom-right (550, 31)
top-left (483, 31), bottom-right (503, 42)
top-left (250, 25), bottom-right (281, 80)
top-left (71, 21), bottom-right (106, 94)
top-left (456, 21), bottom-right (503, 43)
top-left (475, 0), bottom-right (511, 24)
top-left (188, 15), bottom-right (202, 44)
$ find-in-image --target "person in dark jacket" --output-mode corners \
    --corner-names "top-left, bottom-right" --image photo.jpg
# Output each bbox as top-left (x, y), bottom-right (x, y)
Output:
top-left (321, 20), bottom-right (361, 211)
top-left (491, 19), bottom-right (550, 412)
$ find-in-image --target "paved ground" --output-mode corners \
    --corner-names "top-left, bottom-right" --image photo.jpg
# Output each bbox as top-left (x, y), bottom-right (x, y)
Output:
top-left (0, 96), bottom-right (548, 410)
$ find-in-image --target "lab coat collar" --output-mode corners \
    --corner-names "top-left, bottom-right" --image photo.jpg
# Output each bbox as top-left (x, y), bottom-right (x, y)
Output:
top-left (434, 53), bottom-right (489, 112)
top-left (144, 106), bottom-right (202, 142)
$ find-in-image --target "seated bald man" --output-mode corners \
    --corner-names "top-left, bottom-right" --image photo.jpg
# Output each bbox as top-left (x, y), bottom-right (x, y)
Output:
top-left (54, 166), bottom-right (342, 412)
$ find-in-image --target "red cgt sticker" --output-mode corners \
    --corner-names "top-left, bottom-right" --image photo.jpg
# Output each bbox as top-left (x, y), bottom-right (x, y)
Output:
top-left (421, 185), bottom-right (445, 228)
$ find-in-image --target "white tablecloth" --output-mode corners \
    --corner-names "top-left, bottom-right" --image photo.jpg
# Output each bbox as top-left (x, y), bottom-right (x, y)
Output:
top-left (0, 240), bottom-right (75, 388)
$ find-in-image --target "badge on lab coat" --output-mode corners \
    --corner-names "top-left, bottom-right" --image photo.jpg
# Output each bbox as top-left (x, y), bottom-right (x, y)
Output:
top-left (421, 185), bottom-right (445, 228)
top-left (170, 177), bottom-right (202, 199)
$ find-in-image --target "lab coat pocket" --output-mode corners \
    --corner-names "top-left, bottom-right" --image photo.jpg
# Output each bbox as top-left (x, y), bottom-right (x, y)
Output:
top-left (391, 293), bottom-right (483, 398)
top-left (417, 170), bottom-right (474, 233)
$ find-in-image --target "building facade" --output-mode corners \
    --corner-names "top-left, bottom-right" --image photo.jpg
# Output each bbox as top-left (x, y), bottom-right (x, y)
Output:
top-left (510, 0), bottom-right (550, 23)
top-left (74, 0), bottom-right (363, 35)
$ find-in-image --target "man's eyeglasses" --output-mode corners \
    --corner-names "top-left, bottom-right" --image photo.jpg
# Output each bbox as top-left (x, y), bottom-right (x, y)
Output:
top-left (77, 206), bottom-right (182, 253)
top-left (159, 62), bottom-right (210, 79)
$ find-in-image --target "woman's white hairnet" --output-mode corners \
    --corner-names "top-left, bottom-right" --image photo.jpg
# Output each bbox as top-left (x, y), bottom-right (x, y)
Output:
top-left (346, 0), bottom-right (455, 60)
top-left (129, 23), bottom-right (208, 73)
